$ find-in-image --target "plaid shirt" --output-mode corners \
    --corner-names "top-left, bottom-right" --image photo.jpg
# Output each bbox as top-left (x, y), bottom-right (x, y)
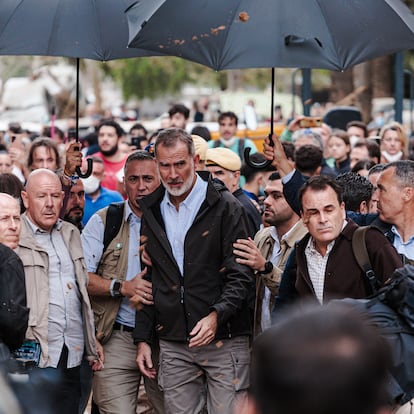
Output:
top-left (304, 220), bottom-right (347, 303)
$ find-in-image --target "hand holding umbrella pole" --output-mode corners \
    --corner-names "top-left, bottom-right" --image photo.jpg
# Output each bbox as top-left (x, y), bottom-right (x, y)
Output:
top-left (74, 58), bottom-right (93, 179)
top-left (244, 68), bottom-right (275, 169)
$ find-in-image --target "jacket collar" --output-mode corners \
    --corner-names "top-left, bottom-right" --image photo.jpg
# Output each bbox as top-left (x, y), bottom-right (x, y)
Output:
top-left (297, 219), bottom-right (357, 248)
top-left (139, 171), bottom-right (221, 212)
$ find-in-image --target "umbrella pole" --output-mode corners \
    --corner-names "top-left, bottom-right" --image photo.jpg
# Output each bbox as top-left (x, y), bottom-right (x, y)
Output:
top-left (76, 58), bottom-right (80, 143)
top-left (243, 67), bottom-right (274, 168)
top-left (270, 67), bottom-right (275, 136)
top-left (74, 58), bottom-right (93, 178)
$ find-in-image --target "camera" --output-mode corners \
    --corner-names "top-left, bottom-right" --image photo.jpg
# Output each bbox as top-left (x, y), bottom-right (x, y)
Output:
top-left (131, 136), bottom-right (147, 149)
top-left (299, 117), bottom-right (322, 128)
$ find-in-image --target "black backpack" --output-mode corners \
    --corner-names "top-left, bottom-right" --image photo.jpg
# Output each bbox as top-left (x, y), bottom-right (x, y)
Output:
top-left (103, 202), bottom-right (125, 252)
top-left (335, 265), bottom-right (414, 406)
top-left (213, 138), bottom-right (246, 161)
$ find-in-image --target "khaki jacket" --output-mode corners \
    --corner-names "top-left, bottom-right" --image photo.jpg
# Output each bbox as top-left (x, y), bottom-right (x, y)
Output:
top-left (17, 215), bottom-right (97, 368)
top-left (253, 220), bottom-right (308, 336)
top-left (90, 203), bottom-right (130, 344)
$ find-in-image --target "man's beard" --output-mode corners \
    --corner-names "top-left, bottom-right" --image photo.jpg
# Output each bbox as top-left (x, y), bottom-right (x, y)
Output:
top-left (64, 209), bottom-right (84, 231)
top-left (100, 144), bottom-right (118, 157)
top-left (161, 166), bottom-right (195, 198)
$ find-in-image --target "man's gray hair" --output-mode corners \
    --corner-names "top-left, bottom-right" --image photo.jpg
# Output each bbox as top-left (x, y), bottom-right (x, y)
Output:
top-left (154, 128), bottom-right (195, 157)
top-left (292, 129), bottom-right (324, 149)
top-left (384, 160), bottom-right (414, 189)
top-left (124, 149), bottom-right (155, 173)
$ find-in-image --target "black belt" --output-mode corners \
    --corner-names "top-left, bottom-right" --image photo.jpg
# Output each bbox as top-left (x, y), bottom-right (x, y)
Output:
top-left (113, 322), bottom-right (134, 332)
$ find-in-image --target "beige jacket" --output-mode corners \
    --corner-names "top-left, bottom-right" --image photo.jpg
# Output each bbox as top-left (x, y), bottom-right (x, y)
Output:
top-left (17, 215), bottom-right (97, 368)
top-left (253, 220), bottom-right (308, 336)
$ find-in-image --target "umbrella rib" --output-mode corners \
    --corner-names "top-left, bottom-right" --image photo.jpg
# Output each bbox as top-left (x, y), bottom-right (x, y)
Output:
top-left (92, 0), bottom-right (105, 61)
top-left (46, 0), bottom-right (65, 56)
top-left (215, 0), bottom-right (246, 70)
top-left (0, 0), bottom-right (25, 40)
top-left (314, 0), bottom-right (343, 70)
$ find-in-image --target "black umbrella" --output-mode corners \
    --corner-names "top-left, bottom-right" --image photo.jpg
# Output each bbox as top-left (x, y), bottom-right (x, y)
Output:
top-left (0, 0), bottom-right (161, 177)
top-left (127, 0), bottom-right (414, 167)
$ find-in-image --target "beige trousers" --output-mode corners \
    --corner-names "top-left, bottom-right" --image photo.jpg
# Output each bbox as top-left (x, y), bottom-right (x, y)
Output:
top-left (93, 329), bottom-right (164, 414)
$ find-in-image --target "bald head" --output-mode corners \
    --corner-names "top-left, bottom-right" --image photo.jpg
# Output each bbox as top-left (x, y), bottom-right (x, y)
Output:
top-left (0, 193), bottom-right (21, 249)
top-left (22, 169), bottom-right (63, 232)
top-left (0, 192), bottom-right (19, 206)
top-left (25, 168), bottom-right (62, 192)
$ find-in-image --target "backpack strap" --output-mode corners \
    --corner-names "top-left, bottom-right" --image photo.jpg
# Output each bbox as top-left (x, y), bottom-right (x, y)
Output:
top-left (103, 202), bottom-right (125, 253)
top-left (213, 140), bottom-right (221, 148)
top-left (352, 226), bottom-right (379, 294)
top-left (238, 139), bottom-right (245, 161)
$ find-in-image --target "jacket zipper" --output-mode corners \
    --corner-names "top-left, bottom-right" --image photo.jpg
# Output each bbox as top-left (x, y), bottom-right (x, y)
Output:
top-left (180, 285), bottom-right (184, 304)
top-left (180, 283), bottom-right (191, 341)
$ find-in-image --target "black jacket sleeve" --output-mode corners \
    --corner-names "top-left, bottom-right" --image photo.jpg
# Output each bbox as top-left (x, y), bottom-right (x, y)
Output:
top-left (283, 170), bottom-right (307, 216)
top-left (0, 244), bottom-right (29, 351)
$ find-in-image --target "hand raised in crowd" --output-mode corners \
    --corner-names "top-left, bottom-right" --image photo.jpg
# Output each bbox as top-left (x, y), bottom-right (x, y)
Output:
top-left (233, 237), bottom-right (266, 272)
top-left (263, 134), bottom-right (294, 177)
top-left (64, 141), bottom-right (83, 175)
top-left (285, 115), bottom-right (306, 133)
top-left (188, 311), bottom-right (218, 348)
top-left (136, 342), bottom-right (157, 379)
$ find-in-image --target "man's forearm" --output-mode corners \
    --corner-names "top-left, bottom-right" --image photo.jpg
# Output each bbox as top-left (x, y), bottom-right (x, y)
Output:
top-left (87, 272), bottom-right (112, 296)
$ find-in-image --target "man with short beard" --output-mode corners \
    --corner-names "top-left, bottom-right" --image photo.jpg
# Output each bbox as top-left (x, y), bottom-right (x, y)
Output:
top-left (94, 120), bottom-right (128, 191)
top-left (233, 172), bottom-right (307, 336)
top-left (63, 180), bottom-right (85, 232)
top-left (135, 128), bottom-right (253, 414)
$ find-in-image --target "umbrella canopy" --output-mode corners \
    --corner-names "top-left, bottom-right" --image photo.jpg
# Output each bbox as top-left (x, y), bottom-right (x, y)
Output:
top-left (0, 0), bottom-right (162, 177)
top-left (127, 0), bottom-right (414, 168)
top-left (0, 0), bottom-right (159, 61)
top-left (127, 0), bottom-right (414, 71)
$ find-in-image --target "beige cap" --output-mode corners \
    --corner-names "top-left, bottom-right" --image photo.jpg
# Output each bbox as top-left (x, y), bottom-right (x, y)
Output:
top-left (205, 147), bottom-right (242, 172)
top-left (192, 135), bottom-right (208, 161)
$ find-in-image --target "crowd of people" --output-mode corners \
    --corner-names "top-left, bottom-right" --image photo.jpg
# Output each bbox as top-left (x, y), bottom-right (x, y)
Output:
top-left (0, 101), bottom-right (413, 414)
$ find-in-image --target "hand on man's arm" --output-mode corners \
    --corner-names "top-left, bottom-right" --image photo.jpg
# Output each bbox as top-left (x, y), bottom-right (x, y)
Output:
top-left (233, 237), bottom-right (267, 272)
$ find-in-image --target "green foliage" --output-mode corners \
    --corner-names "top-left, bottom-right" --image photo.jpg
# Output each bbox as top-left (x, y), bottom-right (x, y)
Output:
top-left (110, 57), bottom-right (193, 99)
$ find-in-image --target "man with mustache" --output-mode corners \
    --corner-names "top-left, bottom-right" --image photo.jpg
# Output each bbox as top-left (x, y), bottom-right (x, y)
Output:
top-left (94, 120), bottom-right (128, 191)
top-left (135, 128), bottom-right (253, 414)
top-left (275, 175), bottom-right (402, 308)
top-left (16, 169), bottom-right (102, 414)
top-left (63, 179), bottom-right (85, 231)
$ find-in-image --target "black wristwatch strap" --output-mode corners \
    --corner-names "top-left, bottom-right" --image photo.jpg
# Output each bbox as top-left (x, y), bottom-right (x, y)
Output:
top-left (110, 279), bottom-right (123, 297)
top-left (258, 261), bottom-right (274, 275)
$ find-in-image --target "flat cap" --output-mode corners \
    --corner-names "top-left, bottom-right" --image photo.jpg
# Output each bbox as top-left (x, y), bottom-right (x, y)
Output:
top-left (205, 147), bottom-right (241, 171)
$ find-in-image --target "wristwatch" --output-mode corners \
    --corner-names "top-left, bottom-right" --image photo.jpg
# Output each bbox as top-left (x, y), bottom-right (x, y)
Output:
top-left (110, 279), bottom-right (123, 297)
top-left (259, 261), bottom-right (274, 275)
